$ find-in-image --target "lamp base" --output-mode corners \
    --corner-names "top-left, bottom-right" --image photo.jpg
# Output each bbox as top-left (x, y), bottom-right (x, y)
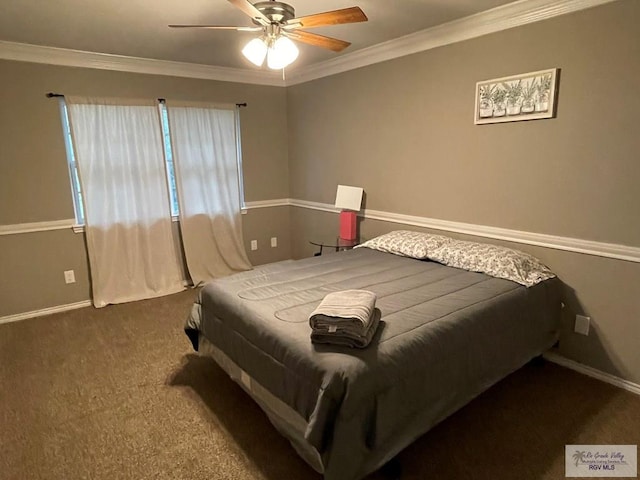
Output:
top-left (339, 211), bottom-right (357, 241)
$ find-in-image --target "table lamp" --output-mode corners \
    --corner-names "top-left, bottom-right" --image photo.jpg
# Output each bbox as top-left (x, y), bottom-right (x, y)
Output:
top-left (335, 185), bottom-right (364, 241)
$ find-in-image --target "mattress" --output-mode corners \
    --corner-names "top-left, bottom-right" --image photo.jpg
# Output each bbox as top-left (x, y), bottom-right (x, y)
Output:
top-left (185, 247), bottom-right (561, 480)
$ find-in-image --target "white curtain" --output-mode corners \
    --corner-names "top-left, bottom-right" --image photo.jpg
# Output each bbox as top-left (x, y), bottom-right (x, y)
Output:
top-left (167, 102), bottom-right (251, 285)
top-left (67, 97), bottom-right (184, 307)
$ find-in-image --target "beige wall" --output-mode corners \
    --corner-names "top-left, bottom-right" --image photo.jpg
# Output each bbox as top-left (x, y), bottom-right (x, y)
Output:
top-left (242, 207), bottom-right (291, 266)
top-left (0, 229), bottom-right (91, 314)
top-left (0, 60), bottom-right (290, 317)
top-left (287, 1), bottom-right (640, 383)
top-left (287, 0), bottom-right (640, 246)
top-left (1, 1), bottom-right (639, 384)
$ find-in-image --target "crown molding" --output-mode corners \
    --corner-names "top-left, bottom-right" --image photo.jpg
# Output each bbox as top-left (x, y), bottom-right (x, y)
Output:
top-left (285, 0), bottom-right (619, 85)
top-left (0, 0), bottom-right (618, 87)
top-left (0, 40), bottom-right (285, 87)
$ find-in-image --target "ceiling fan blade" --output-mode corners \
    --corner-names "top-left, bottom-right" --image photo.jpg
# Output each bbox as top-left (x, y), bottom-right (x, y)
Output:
top-left (286, 7), bottom-right (367, 29)
top-left (227, 0), bottom-right (271, 26)
top-left (168, 24), bottom-right (261, 31)
top-left (285, 30), bottom-right (351, 52)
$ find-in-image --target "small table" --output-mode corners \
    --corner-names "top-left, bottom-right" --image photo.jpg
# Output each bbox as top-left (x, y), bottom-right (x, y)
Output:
top-left (309, 236), bottom-right (359, 256)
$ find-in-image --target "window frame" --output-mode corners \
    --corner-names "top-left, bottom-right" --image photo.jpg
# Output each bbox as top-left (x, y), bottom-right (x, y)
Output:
top-left (57, 98), bottom-right (85, 226)
top-left (158, 101), bottom-right (181, 218)
top-left (234, 104), bottom-right (247, 212)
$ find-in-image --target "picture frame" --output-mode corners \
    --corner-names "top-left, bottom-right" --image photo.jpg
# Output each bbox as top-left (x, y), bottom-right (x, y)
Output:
top-left (474, 68), bottom-right (559, 125)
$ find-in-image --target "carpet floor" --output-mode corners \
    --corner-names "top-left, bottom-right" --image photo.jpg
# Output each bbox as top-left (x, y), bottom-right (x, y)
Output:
top-left (1, 289), bottom-right (638, 480)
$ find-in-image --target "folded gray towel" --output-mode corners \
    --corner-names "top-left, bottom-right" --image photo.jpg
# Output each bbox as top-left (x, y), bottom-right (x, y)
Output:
top-left (311, 308), bottom-right (381, 348)
top-left (309, 289), bottom-right (377, 335)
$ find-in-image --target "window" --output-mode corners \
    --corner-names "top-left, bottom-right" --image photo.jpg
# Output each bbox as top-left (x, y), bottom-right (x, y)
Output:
top-left (234, 105), bottom-right (246, 210)
top-left (159, 102), bottom-right (180, 217)
top-left (58, 98), bottom-right (245, 225)
top-left (58, 100), bottom-right (85, 225)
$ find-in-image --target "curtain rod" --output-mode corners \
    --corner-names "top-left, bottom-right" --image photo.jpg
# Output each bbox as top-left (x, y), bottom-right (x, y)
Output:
top-left (49, 94), bottom-right (246, 108)
top-left (158, 98), bottom-right (247, 108)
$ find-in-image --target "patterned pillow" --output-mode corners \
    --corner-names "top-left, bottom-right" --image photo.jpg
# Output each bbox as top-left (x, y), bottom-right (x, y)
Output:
top-left (429, 240), bottom-right (555, 287)
top-left (356, 230), bottom-right (453, 259)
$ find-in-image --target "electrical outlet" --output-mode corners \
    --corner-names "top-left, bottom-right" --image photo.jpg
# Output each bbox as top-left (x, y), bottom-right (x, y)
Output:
top-left (271, 237), bottom-right (277, 248)
top-left (64, 270), bottom-right (76, 284)
top-left (250, 240), bottom-right (258, 251)
top-left (574, 314), bottom-right (590, 336)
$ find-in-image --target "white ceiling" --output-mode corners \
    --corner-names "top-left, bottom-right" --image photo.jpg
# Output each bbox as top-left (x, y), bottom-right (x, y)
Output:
top-left (0, 0), bottom-right (520, 71)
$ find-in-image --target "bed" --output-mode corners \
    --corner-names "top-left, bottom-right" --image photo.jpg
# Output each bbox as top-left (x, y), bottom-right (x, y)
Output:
top-left (184, 234), bottom-right (561, 480)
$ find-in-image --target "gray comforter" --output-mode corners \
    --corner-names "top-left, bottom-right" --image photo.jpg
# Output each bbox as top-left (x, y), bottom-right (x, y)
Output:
top-left (185, 248), bottom-right (561, 480)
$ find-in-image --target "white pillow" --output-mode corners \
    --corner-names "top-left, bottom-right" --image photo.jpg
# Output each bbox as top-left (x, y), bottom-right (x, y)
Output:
top-left (429, 240), bottom-right (555, 287)
top-left (356, 230), bottom-right (453, 259)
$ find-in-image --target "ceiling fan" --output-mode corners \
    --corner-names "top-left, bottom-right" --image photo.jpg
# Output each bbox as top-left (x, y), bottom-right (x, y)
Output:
top-left (169, 0), bottom-right (368, 70)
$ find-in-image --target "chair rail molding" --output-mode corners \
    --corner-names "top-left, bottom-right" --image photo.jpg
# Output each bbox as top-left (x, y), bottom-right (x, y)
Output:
top-left (286, 198), bottom-right (640, 263)
top-left (0, 219), bottom-right (76, 236)
top-left (3, 202), bottom-right (638, 263)
top-left (244, 199), bottom-right (291, 209)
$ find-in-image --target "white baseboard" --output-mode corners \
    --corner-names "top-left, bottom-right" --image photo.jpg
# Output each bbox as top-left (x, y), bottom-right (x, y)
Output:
top-left (0, 300), bottom-right (92, 325)
top-left (544, 352), bottom-right (640, 396)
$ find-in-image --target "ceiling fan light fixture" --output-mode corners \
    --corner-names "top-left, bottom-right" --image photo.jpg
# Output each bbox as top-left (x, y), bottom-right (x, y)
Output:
top-left (242, 37), bottom-right (268, 66)
top-left (266, 35), bottom-right (299, 70)
top-left (171, 2), bottom-right (367, 69)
